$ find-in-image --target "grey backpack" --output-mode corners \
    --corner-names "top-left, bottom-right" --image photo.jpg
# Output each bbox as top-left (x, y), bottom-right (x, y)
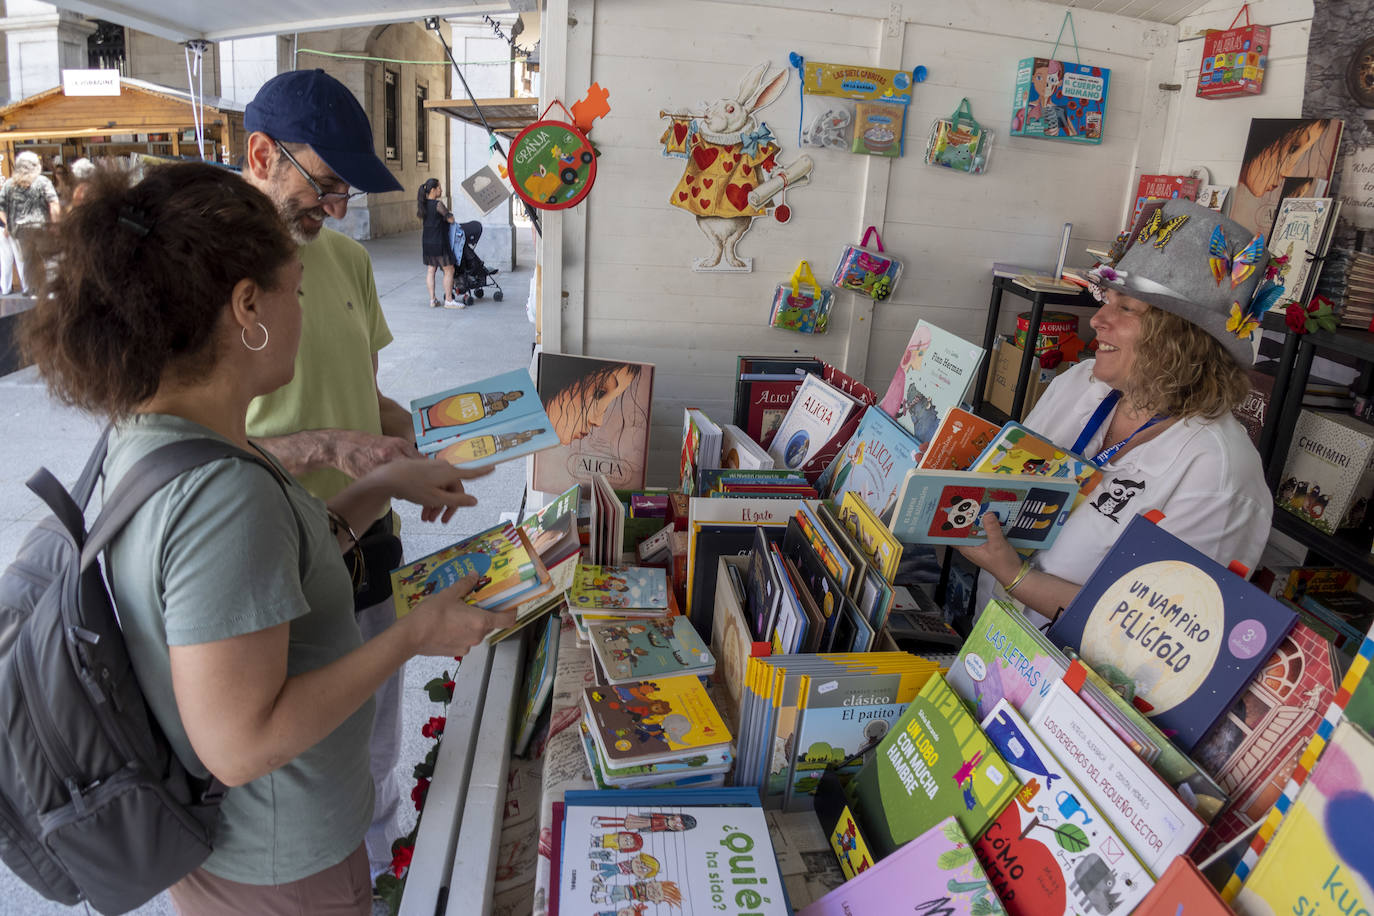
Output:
top-left (0, 431), bottom-right (287, 914)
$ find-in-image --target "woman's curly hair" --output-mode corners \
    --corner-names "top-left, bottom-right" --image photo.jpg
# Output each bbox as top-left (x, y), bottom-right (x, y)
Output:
top-left (1123, 306), bottom-right (1250, 419)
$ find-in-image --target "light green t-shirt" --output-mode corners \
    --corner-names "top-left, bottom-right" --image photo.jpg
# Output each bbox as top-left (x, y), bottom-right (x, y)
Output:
top-left (103, 414), bottom-right (374, 885)
top-left (246, 227), bottom-right (394, 501)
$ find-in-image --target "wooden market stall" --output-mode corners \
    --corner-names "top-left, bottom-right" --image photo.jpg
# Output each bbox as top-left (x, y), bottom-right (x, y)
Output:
top-left (0, 77), bottom-right (244, 175)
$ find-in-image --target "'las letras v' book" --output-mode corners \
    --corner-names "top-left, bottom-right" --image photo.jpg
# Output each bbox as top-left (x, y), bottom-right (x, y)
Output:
top-left (409, 368), bottom-right (562, 467)
top-left (851, 673), bottom-right (1020, 856)
top-left (1046, 513), bottom-right (1297, 751)
top-left (887, 469), bottom-right (1078, 550)
top-left (947, 600), bottom-right (1067, 722)
top-left (558, 788), bottom-right (790, 915)
top-left (798, 816), bottom-right (1008, 916)
top-left (1233, 720), bottom-right (1374, 916)
top-left (974, 701), bottom-right (1154, 916)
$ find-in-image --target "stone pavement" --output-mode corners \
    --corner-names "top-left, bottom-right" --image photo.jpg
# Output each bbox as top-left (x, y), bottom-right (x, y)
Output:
top-left (0, 228), bottom-right (536, 915)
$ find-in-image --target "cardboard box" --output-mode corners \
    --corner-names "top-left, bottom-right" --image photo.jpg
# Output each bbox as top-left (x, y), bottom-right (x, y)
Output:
top-left (1009, 57), bottom-right (1110, 144)
top-left (1197, 21), bottom-right (1270, 99)
top-left (983, 336), bottom-right (1073, 420)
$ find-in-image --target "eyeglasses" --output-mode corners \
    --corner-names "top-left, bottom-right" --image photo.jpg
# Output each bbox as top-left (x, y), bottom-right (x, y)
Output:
top-left (273, 140), bottom-right (367, 204)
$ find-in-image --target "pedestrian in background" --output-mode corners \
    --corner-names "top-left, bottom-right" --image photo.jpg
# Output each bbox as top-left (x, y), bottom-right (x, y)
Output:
top-left (0, 151), bottom-right (60, 294)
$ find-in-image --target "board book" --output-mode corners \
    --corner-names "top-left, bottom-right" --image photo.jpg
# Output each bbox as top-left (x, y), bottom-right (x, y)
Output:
top-left (817, 405), bottom-right (924, 523)
top-left (581, 675), bottom-right (732, 767)
top-left (512, 613), bottom-right (561, 757)
top-left (586, 616), bottom-right (715, 684)
top-left (568, 564), bottom-right (669, 612)
top-left (389, 522), bottom-right (551, 617)
top-left (919, 406), bottom-right (1001, 472)
top-left (969, 421), bottom-right (1103, 506)
top-left (887, 469), bottom-right (1078, 549)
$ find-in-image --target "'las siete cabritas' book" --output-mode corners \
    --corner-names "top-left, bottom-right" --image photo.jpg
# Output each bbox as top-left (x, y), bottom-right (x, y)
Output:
top-left (559, 787), bottom-right (791, 916)
top-left (767, 373), bottom-right (862, 476)
top-left (887, 469), bottom-right (1078, 550)
top-left (581, 676), bottom-right (732, 767)
top-left (976, 701), bottom-right (1153, 916)
top-left (1046, 513), bottom-right (1298, 752)
top-left (851, 673), bottom-right (1020, 856)
top-left (1190, 622), bottom-right (1339, 860)
top-left (1134, 857), bottom-right (1233, 916)
top-left (587, 616), bottom-right (715, 684)
top-left (969, 422), bottom-right (1103, 507)
top-left (947, 600), bottom-right (1068, 721)
top-left (799, 817), bottom-right (1007, 916)
top-left (878, 320), bottom-right (986, 441)
top-left (512, 612), bottom-right (560, 757)
top-left (1232, 720), bottom-right (1374, 916)
top-left (817, 406), bottom-right (925, 524)
top-left (411, 368), bottom-right (562, 468)
top-left (919, 407), bottom-right (1001, 472)
top-left (389, 522), bottom-right (551, 617)
top-left (568, 564), bottom-right (669, 613)
top-left (1028, 678), bottom-right (1204, 876)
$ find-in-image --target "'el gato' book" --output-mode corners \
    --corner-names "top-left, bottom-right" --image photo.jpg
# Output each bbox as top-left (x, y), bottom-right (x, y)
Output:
top-left (389, 522), bottom-right (550, 617)
top-left (887, 469), bottom-right (1078, 550)
top-left (878, 320), bottom-right (986, 441)
top-left (558, 788), bottom-right (791, 915)
top-left (568, 564), bottom-right (669, 612)
top-left (767, 373), bottom-right (860, 472)
top-left (581, 675), bottom-right (732, 766)
top-left (799, 817), bottom-right (1007, 916)
top-left (1028, 679), bottom-right (1204, 877)
top-left (975, 701), bottom-right (1153, 916)
top-left (1232, 720), bottom-right (1374, 916)
top-left (1277, 409), bottom-right (1374, 534)
top-left (851, 673), bottom-right (1020, 856)
top-left (1046, 513), bottom-right (1297, 752)
top-left (586, 616), bottom-right (715, 684)
top-left (817, 405), bottom-right (924, 524)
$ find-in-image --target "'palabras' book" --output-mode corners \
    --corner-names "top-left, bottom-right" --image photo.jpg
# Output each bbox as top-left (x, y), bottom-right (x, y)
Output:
top-left (798, 817), bottom-right (1007, 916)
top-left (581, 675), bottom-right (732, 767)
top-left (887, 469), bottom-right (1078, 550)
top-left (586, 616), bottom-right (715, 684)
top-left (818, 406), bottom-right (924, 523)
top-left (568, 564), bottom-right (669, 612)
top-left (1046, 513), bottom-right (1297, 751)
top-left (974, 701), bottom-right (1153, 916)
top-left (1232, 720), bottom-right (1374, 916)
top-left (878, 320), bottom-right (986, 439)
top-left (851, 673), bottom-right (1019, 856)
top-left (558, 788), bottom-right (790, 915)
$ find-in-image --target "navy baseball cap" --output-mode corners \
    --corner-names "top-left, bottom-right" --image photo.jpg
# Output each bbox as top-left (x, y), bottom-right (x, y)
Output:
top-left (245, 69), bottom-right (403, 194)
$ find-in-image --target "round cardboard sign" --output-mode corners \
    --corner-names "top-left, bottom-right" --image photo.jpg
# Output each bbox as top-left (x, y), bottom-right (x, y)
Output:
top-left (506, 119), bottom-right (596, 211)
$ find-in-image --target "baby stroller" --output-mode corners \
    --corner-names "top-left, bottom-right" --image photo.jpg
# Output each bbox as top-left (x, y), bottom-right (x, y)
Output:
top-left (448, 220), bottom-right (503, 306)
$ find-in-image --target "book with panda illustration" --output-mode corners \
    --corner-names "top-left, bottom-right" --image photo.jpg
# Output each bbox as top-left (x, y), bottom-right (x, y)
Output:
top-left (886, 469), bottom-right (1078, 550)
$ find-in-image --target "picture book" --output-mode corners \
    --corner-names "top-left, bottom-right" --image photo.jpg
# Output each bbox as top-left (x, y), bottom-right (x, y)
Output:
top-left (920, 407), bottom-right (1001, 472)
top-left (734, 355), bottom-right (824, 448)
top-left (974, 701), bottom-right (1153, 916)
top-left (1190, 622), bottom-right (1339, 860)
top-left (587, 616), bottom-right (715, 684)
top-left (795, 503), bottom-right (855, 591)
top-left (836, 492), bottom-right (903, 582)
top-left (520, 484), bottom-right (581, 568)
top-left (697, 467), bottom-right (810, 498)
top-left (1130, 174), bottom-right (1201, 228)
top-left (851, 673), bottom-right (1020, 855)
top-left (818, 406), bottom-right (925, 523)
top-left (389, 522), bottom-right (550, 617)
top-left (1277, 410), bottom-right (1374, 534)
top-left (579, 721), bottom-right (731, 790)
top-left (1046, 513), bottom-right (1298, 751)
top-left (816, 503), bottom-right (894, 629)
top-left (1028, 679), bottom-right (1204, 876)
top-left (878, 320), bottom-right (986, 439)
top-left (410, 368), bottom-right (550, 452)
top-left (581, 676), bottom-right (732, 766)
top-left (767, 374), bottom-right (861, 474)
top-left (512, 613), bottom-right (560, 757)
top-left (558, 789), bottom-right (790, 915)
top-left (568, 564), bottom-right (669, 612)
top-left (421, 413), bottom-right (561, 470)
top-left (1230, 117), bottom-right (1344, 241)
top-left (532, 352), bottom-right (655, 494)
top-left (799, 817), bottom-right (1007, 916)
top-left (947, 599), bottom-right (1067, 722)
top-left (711, 556), bottom-right (771, 723)
top-left (887, 469), bottom-right (1078, 550)
top-left (770, 546), bottom-right (810, 655)
top-left (1133, 857), bottom-right (1233, 916)
top-left (780, 520), bottom-right (847, 651)
top-left (588, 473), bottom-right (626, 566)
top-left (680, 407), bottom-right (723, 495)
top-left (969, 422), bottom-right (1103, 506)
top-left (1233, 720), bottom-right (1374, 916)
top-left (1268, 197), bottom-right (1340, 311)
top-left (685, 497), bottom-right (811, 634)
top-left (721, 422), bottom-right (775, 471)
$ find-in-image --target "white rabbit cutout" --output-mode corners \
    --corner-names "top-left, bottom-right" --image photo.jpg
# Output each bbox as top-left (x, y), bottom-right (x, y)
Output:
top-left (660, 61), bottom-right (814, 272)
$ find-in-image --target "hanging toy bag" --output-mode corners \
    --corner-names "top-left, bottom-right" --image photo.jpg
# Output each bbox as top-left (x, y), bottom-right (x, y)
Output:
top-left (769, 260), bottom-right (834, 333)
top-left (924, 98), bottom-right (993, 174)
top-left (832, 226), bottom-right (902, 301)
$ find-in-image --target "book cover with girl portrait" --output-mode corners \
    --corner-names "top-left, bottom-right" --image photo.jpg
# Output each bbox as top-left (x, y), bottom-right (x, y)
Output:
top-left (534, 353), bottom-right (655, 494)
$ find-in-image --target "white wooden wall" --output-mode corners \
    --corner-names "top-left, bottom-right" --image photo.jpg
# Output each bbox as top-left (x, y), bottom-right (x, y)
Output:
top-left (538, 0), bottom-right (1311, 488)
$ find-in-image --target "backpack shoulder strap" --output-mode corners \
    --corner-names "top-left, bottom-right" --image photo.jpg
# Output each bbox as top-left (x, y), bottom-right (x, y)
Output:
top-left (25, 425), bottom-right (114, 544)
top-left (80, 439), bottom-right (290, 571)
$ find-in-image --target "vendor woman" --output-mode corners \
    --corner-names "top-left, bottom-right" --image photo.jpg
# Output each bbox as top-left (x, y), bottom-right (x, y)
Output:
top-left (963, 200), bottom-right (1273, 626)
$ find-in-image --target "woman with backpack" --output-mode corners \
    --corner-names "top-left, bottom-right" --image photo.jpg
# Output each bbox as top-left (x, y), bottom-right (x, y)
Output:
top-left (19, 161), bottom-right (512, 915)
top-left (0, 150), bottom-right (60, 294)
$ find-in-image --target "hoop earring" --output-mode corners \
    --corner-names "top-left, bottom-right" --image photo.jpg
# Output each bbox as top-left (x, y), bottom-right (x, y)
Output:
top-left (241, 322), bottom-right (269, 352)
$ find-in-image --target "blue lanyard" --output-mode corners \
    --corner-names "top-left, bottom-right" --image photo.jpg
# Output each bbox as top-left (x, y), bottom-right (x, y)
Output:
top-left (1072, 390), bottom-right (1165, 465)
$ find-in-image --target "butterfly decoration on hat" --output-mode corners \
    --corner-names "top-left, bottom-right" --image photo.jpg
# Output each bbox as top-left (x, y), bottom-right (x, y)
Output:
top-left (1209, 225), bottom-right (1271, 340)
top-left (1137, 207), bottom-right (1190, 249)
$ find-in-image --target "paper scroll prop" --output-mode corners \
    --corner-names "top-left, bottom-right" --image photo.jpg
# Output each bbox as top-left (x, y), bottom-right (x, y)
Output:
top-left (660, 61), bottom-right (814, 272)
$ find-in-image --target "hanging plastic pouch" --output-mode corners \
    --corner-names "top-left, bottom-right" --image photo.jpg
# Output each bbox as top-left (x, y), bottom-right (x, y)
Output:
top-left (925, 98), bottom-right (993, 175)
top-left (770, 260), bottom-right (833, 334)
top-left (832, 226), bottom-right (902, 301)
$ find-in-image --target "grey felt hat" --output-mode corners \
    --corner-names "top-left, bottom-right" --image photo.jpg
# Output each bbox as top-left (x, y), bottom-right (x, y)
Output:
top-left (1090, 199), bottom-right (1268, 367)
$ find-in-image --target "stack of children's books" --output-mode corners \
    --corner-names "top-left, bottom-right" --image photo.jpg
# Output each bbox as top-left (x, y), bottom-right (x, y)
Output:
top-left (578, 675), bottom-right (734, 791)
top-left (567, 563), bottom-right (670, 638)
top-left (388, 520), bottom-right (554, 617)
